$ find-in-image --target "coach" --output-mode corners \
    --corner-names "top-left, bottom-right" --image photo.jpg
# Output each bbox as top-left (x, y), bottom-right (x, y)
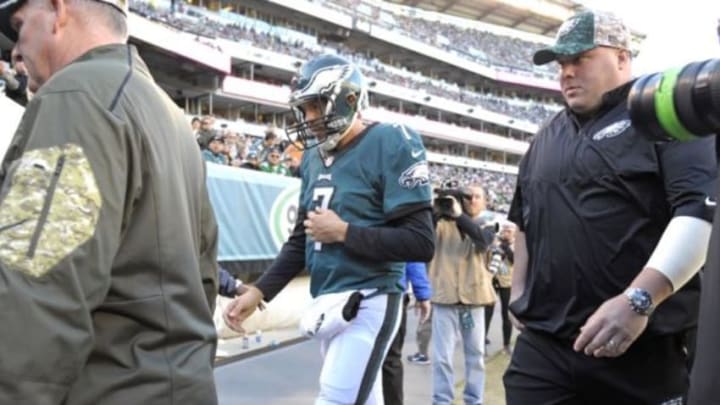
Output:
top-left (503, 9), bottom-right (716, 404)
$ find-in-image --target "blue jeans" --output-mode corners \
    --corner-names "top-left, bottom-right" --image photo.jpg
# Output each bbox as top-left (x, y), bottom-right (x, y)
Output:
top-left (431, 304), bottom-right (485, 405)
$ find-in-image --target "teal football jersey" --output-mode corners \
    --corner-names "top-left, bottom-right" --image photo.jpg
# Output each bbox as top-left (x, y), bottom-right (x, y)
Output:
top-left (300, 123), bottom-right (432, 297)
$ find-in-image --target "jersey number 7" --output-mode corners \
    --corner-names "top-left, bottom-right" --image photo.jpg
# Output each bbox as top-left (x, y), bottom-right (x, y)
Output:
top-left (312, 186), bottom-right (335, 251)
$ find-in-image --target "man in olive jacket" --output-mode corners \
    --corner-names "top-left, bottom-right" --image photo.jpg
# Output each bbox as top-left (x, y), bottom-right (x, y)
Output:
top-left (0, 0), bottom-right (219, 403)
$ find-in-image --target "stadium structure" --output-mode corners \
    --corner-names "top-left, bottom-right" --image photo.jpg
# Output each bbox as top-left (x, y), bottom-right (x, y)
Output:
top-left (124, 0), bottom-right (584, 207)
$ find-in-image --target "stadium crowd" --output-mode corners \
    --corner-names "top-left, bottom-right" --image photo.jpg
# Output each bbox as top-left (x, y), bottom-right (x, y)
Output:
top-left (129, 1), bottom-right (562, 126)
top-left (322, 0), bottom-right (559, 80)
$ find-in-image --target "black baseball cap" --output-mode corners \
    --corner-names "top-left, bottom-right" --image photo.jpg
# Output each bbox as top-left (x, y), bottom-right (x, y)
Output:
top-left (0, 0), bottom-right (128, 42)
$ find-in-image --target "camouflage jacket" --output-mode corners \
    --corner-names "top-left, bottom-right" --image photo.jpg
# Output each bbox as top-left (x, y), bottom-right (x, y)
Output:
top-left (0, 44), bottom-right (219, 404)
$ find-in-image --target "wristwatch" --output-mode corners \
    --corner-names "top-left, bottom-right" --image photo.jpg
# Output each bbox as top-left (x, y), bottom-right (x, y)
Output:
top-left (625, 287), bottom-right (654, 316)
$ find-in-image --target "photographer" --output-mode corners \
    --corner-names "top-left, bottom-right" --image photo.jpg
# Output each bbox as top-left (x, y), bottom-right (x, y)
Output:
top-left (485, 223), bottom-right (516, 355)
top-left (428, 183), bottom-right (496, 405)
top-left (504, 9), bottom-right (715, 404)
top-left (1, 47), bottom-right (27, 106)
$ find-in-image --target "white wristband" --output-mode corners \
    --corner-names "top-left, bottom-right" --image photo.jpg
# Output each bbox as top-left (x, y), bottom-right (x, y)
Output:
top-left (645, 216), bottom-right (711, 291)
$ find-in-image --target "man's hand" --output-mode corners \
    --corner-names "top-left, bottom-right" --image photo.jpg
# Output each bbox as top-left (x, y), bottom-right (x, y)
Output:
top-left (508, 289), bottom-right (525, 330)
top-left (223, 285), bottom-right (265, 333)
top-left (573, 294), bottom-right (648, 358)
top-left (448, 196), bottom-right (462, 218)
top-left (304, 208), bottom-right (348, 243)
top-left (415, 300), bottom-right (431, 324)
top-left (236, 283), bottom-right (266, 310)
top-left (509, 311), bottom-right (525, 331)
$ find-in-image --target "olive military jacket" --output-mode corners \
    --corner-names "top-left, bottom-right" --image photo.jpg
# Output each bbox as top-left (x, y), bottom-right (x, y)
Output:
top-left (0, 44), bottom-right (219, 404)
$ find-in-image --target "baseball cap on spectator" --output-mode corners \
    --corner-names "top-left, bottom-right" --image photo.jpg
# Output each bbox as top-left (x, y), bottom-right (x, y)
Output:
top-left (532, 10), bottom-right (631, 66)
top-left (0, 0), bottom-right (128, 42)
top-left (264, 128), bottom-right (278, 141)
top-left (209, 134), bottom-right (224, 143)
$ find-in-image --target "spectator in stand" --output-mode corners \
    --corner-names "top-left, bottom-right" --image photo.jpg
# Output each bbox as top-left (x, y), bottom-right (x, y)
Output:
top-left (251, 127), bottom-right (279, 163)
top-left (260, 147), bottom-right (291, 176)
top-left (191, 116), bottom-right (201, 136)
top-left (283, 141), bottom-right (304, 177)
top-left (240, 151), bottom-right (261, 170)
top-left (224, 132), bottom-right (246, 167)
top-left (196, 115), bottom-right (216, 148)
top-left (202, 134), bottom-right (228, 165)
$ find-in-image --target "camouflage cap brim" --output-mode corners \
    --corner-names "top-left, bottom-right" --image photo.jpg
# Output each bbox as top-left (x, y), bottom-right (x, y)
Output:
top-left (532, 43), bottom-right (597, 65)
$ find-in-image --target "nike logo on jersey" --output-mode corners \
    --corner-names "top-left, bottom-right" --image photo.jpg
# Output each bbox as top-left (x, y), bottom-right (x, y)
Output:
top-left (592, 119), bottom-right (631, 141)
top-left (705, 196), bottom-right (717, 207)
top-left (411, 149), bottom-right (423, 158)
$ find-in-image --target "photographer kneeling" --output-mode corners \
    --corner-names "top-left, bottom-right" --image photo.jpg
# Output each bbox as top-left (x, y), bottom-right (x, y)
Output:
top-left (428, 183), bottom-right (496, 405)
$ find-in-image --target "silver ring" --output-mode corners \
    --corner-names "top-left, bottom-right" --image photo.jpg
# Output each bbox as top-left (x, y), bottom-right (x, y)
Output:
top-left (606, 339), bottom-right (618, 349)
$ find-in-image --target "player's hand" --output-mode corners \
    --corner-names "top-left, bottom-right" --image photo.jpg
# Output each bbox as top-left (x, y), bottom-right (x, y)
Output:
top-left (415, 300), bottom-right (431, 324)
top-left (509, 312), bottom-right (525, 331)
top-left (304, 208), bottom-right (348, 243)
top-left (236, 283), bottom-right (266, 310)
top-left (223, 285), bottom-right (265, 333)
top-left (573, 294), bottom-right (648, 358)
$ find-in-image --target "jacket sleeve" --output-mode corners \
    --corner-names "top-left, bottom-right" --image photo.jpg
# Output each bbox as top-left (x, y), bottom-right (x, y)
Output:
top-left (0, 91), bottom-right (133, 401)
top-left (655, 137), bottom-right (716, 222)
top-left (199, 165), bottom-right (219, 311)
top-left (406, 262), bottom-right (431, 301)
top-left (218, 267), bottom-right (237, 298)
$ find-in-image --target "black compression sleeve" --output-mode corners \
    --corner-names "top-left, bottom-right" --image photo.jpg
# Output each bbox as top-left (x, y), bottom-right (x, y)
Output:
top-left (254, 209), bottom-right (307, 301)
top-left (455, 213), bottom-right (483, 240)
top-left (343, 207), bottom-right (435, 262)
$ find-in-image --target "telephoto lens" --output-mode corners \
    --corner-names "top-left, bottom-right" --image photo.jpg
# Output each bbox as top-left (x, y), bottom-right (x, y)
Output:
top-left (628, 59), bottom-right (720, 141)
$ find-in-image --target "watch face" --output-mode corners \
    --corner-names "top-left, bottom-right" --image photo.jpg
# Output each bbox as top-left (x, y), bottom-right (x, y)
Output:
top-left (627, 288), bottom-right (653, 314)
top-left (634, 292), bottom-right (651, 309)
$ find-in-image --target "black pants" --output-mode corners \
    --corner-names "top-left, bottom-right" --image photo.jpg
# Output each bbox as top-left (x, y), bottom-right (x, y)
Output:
top-left (504, 329), bottom-right (688, 405)
top-left (382, 294), bottom-right (409, 405)
top-left (485, 286), bottom-right (512, 346)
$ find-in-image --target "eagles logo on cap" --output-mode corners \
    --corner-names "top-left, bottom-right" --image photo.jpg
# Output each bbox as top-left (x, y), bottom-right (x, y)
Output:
top-left (533, 9), bottom-right (631, 66)
top-left (0, 0), bottom-right (127, 43)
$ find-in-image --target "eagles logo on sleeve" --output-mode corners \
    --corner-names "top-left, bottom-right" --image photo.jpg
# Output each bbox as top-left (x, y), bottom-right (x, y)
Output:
top-left (0, 144), bottom-right (102, 277)
top-left (398, 161), bottom-right (430, 189)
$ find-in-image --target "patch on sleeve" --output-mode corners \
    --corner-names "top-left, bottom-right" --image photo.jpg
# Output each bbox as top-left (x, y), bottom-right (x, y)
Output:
top-left (0, 144), bottom-right (102, 277)
top-left (398, 160), bottom-right (430, 189)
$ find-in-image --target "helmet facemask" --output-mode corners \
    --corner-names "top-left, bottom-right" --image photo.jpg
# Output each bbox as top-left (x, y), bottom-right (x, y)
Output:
top-left (286, 62), bottom-right (367, 153)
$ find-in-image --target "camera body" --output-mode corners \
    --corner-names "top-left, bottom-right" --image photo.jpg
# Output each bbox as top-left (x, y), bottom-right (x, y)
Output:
top-left (433, 180), bottom-right (470, 218)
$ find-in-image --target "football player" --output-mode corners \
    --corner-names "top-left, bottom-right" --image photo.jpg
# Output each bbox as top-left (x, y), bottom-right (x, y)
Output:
top-left (224, 54), bottom-right (435, 404)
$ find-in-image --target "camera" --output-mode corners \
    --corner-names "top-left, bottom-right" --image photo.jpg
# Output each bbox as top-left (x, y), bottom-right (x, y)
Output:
top-left (487, 246), bottom-right (506, 275)
top-left (433, 180), bottom-right (470, 218)
top-left (628, 58), bottom-right (720, 141)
